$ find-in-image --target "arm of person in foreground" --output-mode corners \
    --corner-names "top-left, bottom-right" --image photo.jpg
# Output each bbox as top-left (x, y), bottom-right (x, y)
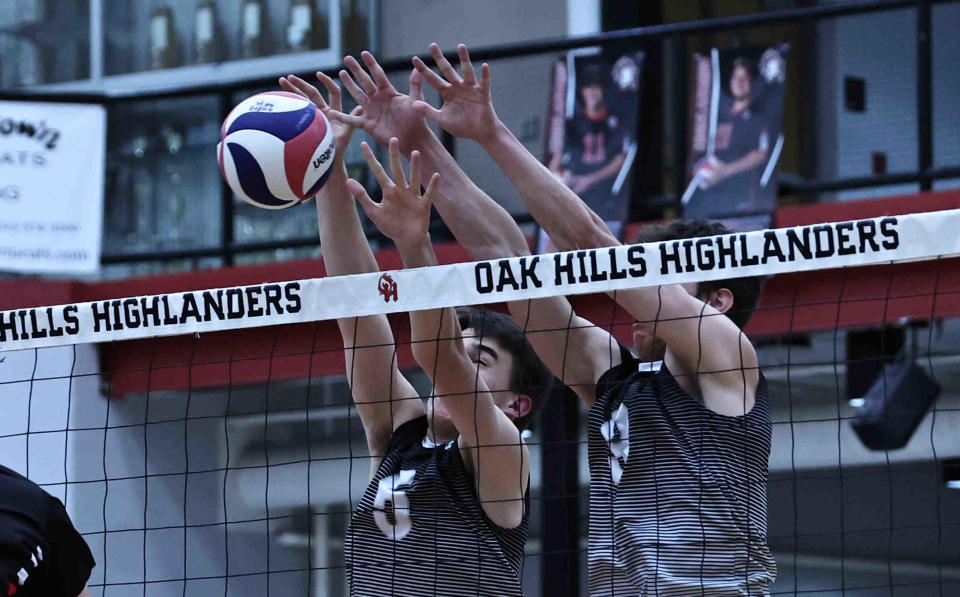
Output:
top-left (414, 44), bottom-right (759, 412)
top-left (327, 53), bottom-right (621, 404)
top-left (349, 140), bottom-right (529, 528)
top-left (279, 73), bottom-right (423, 471)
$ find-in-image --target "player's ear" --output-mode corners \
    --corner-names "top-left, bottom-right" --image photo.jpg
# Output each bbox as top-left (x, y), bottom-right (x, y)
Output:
top-left (509, 395), bottom-right (532, 419)
top-left (707, 287), bottom-right (735, 315)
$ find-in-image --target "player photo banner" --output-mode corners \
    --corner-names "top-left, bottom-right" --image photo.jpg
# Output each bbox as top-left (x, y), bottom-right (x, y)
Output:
top-left (540, 51), bottom-right (644, 250)
top-left (3, 209), bottom-right (959, 353)
top-left (682, 44), bottom-right (788, 230)
top-left (0, 101), bottom-right (106, 274)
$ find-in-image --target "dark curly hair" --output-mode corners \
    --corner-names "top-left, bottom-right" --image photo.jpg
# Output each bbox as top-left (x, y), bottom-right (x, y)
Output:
top-left (632, 220), bottom-right (766, 329)
top-left (456, 307), bottom-right (553, 431)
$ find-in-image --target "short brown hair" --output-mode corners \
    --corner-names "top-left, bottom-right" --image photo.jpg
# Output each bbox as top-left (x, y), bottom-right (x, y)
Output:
top-left (633, 220), bottom-right (766, 329)
top-left (456, 307), bottom-right (553, 431)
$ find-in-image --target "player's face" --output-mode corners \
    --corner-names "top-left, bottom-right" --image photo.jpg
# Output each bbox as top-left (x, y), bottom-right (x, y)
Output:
top-left (730, 65), bottom-right (752, 101)
top-left (632, 282), bottom-right (700, 360)
top-left (581, 84), bottom-right (604, 110)
top-left (425, 332), bottom-right (519, 435)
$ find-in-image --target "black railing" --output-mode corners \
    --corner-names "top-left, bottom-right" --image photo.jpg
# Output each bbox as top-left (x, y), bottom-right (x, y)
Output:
top-left (2, 0), bottom-right (955, 268)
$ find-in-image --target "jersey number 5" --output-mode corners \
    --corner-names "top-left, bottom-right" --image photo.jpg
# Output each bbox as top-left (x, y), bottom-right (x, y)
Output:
top-left (373, 469), bottom-right (416, 540)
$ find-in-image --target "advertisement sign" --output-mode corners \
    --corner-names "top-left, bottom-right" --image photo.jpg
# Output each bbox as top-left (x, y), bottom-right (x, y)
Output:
top-left (540, 51), bottom-right (643, 250)
top-left (0, 101), bottom-right (106, 273)
top-left (682, 45), bottom-right (788, 230)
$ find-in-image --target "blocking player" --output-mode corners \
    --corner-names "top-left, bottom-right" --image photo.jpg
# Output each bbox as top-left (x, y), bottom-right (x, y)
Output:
top-left (324, 45), bottom-right (775, 593)
top-left (1, 464), bottom-right (94, 597)
top-left (278, 73), bottom-right (550, 595)
top-left (412, 42), bottom-right (777, 595)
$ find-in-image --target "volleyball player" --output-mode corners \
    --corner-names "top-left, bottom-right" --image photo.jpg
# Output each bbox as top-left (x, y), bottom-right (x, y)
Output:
top-left (1, 464), bottom-right (94, 597)
top-left (324, 45), bottom-right (775, 593)
top-left (278, 73), bottom-right (551, 596)
top-left (410, 42), bottom-right (777, 594)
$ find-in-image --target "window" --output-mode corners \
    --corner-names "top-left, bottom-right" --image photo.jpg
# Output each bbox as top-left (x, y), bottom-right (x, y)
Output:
top-left (104, 96), bottom-right (222, 257)
top-left (0, 0), bottom-right (89, 87)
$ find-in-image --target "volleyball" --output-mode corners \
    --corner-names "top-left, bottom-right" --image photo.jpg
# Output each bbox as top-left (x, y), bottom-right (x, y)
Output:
top-left (217, 91), bottom-right (335, 209)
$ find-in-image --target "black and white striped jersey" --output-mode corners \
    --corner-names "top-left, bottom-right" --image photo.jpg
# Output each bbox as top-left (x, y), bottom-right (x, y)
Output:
top-left (587, 346), bottom-right (777, 595)
top-left (345, 416), bottom-right (529, 596)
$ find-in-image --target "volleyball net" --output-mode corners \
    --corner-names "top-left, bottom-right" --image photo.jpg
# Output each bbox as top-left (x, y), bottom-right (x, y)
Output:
top-left (2, 209), bottom-right (960, 595)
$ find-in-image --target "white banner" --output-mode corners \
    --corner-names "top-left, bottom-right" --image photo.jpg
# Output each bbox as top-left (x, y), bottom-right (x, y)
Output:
top-left (0, 100), bottom-right (106, 273)
top-left (2, 209), bottom-right (960, 352)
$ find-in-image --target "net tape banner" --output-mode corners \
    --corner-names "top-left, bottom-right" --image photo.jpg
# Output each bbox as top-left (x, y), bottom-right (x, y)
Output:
top-left (3, 209), bottom-right (959, 352)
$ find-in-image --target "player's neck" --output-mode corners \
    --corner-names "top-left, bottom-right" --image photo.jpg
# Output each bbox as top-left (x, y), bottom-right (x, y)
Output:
top-left (425, 423), bottom-right (457, 445)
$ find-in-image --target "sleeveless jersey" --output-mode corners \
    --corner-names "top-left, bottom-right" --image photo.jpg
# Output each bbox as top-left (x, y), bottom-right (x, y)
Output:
top-left (345, 416), bottom-right (529, 596)
top-left (587, 347), bottom-right (777, 596)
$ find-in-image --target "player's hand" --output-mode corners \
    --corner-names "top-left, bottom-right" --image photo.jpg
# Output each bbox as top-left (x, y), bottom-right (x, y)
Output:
top-left (325, 51), bottom-right (432, 154)
top-left (278, 72), bottom-right (357, 174)
top-left (349, 138), bottom-right (440, 250)
top-left (412, 43), bottom-right (499, 143)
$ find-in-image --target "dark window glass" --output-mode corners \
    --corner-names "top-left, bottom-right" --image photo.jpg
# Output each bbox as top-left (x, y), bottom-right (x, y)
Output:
top-left (0, 0), bottom-right (90, 87)
top-left (103, 0), bottom-right (335, 76)
top-left (104, 96), bottom-right (222, 257)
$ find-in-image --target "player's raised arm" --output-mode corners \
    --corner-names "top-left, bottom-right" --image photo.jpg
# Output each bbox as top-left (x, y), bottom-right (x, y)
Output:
top-left (324, 51), bottom-right (529, 262)
top-left (349, 139), bottom-right (530, 528)
top-left (415, 44), bottom-right (759, 414)
top-left (279, 73), bottom-right (423, 470)
top-left (330, 51), bottom-right (621, 404)
top-left (413, 43), bottom-right (617, 254)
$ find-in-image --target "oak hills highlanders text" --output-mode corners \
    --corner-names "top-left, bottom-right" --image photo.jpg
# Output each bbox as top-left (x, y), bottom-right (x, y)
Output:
top-left (475, 218), bottom-right (899, 294)
top-left (0, 218), bottom-right (899, 343)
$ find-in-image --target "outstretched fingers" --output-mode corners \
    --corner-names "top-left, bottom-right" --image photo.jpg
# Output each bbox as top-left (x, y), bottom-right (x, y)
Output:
top-left (480, 62), bottom-right (491, 93)
top-left (457, 44), bottom-right (476, 85)
top-left (344, 55), bottom-right (377, 94)
top-left (388, 138), bottom-right (408, 188)
top-left (361, 51), bottom-right (392, 89)
top-left (346, 178), bottom-right (378, 215)
top-left (359, 141), bottom-right (393, 190)
top-left (338, 69), bottom-right (368, 105)
top-left (279, 74), bottom-right (327, 109)
top-left (422, 172), bottom-right (441, 208)
top-left (429, 43), bottom-right (462, 84)
top-left (411, 98), bottom-right (442, 123)
top-left (412, 55), bottom-right (450, 92)
top-left (315, 71), bottom-right (342, 111)
top-left (327, 108), bottom-right (365, 128)
top-left (409, 150), bottom-right (422, 192)
top-left (408, 69), bottom-right (426, 101)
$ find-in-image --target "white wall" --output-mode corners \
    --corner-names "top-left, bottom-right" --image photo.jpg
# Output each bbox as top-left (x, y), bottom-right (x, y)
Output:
top-left (816, 2), bottom-right (960, 201)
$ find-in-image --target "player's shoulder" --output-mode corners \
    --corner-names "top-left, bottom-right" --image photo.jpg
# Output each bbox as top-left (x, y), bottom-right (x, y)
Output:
top-left (594, 345), bottom-right (642, 398)
top-left (0, 465), bottom-right (53, 511)
top-left (385, 415), bottom-right (429, 455)
top-left (0, 466), bottom-right (81, 535)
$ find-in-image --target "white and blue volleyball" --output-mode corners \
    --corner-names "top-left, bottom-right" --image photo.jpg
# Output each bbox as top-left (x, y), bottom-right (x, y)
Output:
top-left (217, 91), bottom-right (335, 209)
